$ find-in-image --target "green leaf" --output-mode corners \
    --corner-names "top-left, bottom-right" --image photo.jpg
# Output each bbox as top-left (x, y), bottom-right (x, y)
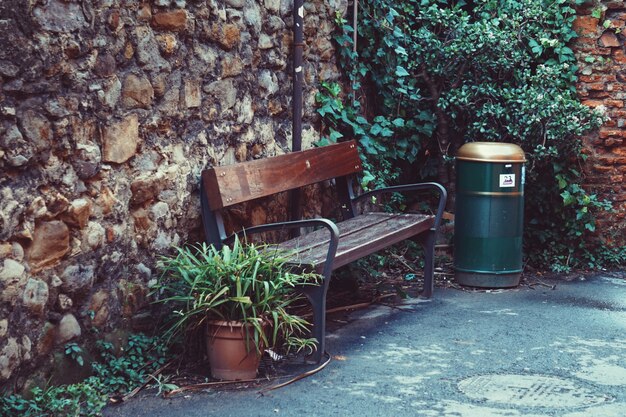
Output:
top-left (395, 45), bottom-right (408, 56)
top-left (317, 137), bottom-right (330, 147)
top-left (561, 191), bottom-right (575, 206)
top-left (360, 170), bottom-right (376, 189)
top-left (329, 130), bottom-right (344, 142)
top-left (392, 118), bottom-right (406, 127)
top-left (397, 138), bottom-right (409, 148)
top-left (395, 66), bottom-right (410, 77)
top-left (359, 137), bottom-right (379, 155)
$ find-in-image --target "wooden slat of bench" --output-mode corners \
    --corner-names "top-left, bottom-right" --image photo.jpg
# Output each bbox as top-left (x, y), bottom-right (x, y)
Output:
top-left (202, 140), bottom-right (362, 210)
top-left (278, 212), bottom-right (434, 271)
top-left (277, 212), bottom-right (400, 254)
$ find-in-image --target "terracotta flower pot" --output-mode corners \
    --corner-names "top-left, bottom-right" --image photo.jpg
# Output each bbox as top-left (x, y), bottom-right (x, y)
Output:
top-left (206, 320), bottom-right (264, 380)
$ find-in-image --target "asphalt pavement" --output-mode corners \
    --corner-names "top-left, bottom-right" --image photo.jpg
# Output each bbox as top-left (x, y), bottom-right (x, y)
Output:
top-left (103, 273), bottom-right (626, 417)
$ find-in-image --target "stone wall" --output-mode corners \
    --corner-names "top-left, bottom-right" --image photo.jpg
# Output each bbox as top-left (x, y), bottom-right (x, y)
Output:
top-left (0, 0), bottom-right (346, 388)
top-left (573, 1), bottom-right (626, 245)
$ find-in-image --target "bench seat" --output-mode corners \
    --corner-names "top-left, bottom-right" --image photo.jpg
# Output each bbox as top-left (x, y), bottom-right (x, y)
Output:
top-left (278, 212), bottom-right (434, 271)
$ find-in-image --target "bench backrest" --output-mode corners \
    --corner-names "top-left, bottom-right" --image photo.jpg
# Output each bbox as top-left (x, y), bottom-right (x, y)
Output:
top-left (202, 140), bottom-right (362, 210)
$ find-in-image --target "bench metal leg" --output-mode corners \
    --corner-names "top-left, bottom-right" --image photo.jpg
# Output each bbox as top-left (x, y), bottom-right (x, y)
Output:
top-left (200, 179), bottom-right (226, 248)
top-left (299, 280), bottom-right (329, 364)
top-left (420, 229), bottom-right (436, 298)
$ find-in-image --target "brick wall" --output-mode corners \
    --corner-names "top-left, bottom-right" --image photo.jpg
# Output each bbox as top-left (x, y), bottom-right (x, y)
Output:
top-left (573, 1), bottom-right (626, 245)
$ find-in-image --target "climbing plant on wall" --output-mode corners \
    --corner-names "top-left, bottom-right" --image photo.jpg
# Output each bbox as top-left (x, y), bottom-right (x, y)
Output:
top-left (318, 0), bottom-right (624, 270)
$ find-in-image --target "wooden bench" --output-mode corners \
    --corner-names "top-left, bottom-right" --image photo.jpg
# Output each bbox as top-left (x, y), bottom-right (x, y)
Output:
top-left (200, 140), bottom-right (447, 362)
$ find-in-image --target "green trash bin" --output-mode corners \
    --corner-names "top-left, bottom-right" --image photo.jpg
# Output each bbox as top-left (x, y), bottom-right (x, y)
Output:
top-left (454, 142), bottom-right (526, 288)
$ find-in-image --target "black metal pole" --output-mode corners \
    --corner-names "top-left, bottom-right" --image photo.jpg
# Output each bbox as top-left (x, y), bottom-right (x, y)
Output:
top-left (289, 0), bottom-right (304, 236)
top-left (350, 0), bottom-right (358, 102)
top-left (292, 0), bottom-right (304, 152)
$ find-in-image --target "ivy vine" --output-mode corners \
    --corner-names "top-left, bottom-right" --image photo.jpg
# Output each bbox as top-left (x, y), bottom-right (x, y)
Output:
top-left (317, 0), bottom-right (625, 270)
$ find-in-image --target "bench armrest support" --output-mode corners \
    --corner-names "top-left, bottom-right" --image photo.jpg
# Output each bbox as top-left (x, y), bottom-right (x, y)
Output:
top-left (224, 218), bottom-right (340, 281)
top-left (355, 182), bottom-right (446, 299)
top-left (353, 182), bottom-right (447, 230)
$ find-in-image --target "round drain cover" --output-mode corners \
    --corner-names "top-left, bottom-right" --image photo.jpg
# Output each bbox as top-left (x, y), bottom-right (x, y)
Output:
top-left (458, 374), bottom-right (609, 409)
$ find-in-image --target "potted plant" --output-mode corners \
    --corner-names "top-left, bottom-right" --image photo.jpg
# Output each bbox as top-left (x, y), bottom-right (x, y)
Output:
top-left (151, 236), bottom-right (319, 380)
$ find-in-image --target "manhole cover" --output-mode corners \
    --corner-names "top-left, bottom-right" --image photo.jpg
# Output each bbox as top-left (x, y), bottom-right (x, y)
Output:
top-left (458, 374), bottom-right (610, 409)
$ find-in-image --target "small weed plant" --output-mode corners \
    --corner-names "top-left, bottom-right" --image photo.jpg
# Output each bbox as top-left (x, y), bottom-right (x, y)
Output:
top-left (0, 334), bottom-right (169, 417)
top-left (64, 342), bottom-right (85, 367)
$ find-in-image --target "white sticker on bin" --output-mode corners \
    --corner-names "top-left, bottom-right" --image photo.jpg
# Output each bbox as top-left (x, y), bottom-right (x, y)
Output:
top-left (499, 174), bottom-right (515, 188)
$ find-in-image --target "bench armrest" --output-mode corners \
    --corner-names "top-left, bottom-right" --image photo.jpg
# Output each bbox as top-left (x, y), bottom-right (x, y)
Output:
top-left (353, 182), bottom-right (448, 230)
top-left (224, 218), bottom-right (340, 281)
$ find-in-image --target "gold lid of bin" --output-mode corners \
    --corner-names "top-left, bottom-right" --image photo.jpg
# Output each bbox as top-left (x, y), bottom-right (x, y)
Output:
top-left (456, 142), bottom-right (526, 163)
